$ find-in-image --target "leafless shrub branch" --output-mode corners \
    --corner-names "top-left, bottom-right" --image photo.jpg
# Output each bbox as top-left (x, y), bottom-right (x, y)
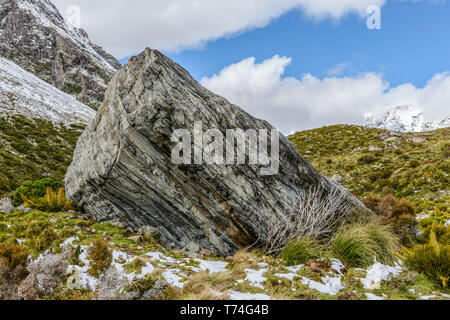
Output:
top-left (264, 184), bottom-right (353, 255)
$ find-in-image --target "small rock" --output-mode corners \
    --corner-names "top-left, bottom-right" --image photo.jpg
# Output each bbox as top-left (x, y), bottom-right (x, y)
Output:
top-left (141, 280), bottom-right (169, 300)
top-left (49, 218), bottom-right (60, 223)
top-left (105, 220), bottom-right (125, 228)
top-left (368, 146), bottom-right (383, 152)
top-left (128, 235), bottom-right (143, 244)
top-left (384, 137), bottom-right (400, 142)
top-left (330, 174), bottom-right (344, 185)
top-left (226, 256), bottom-right (234, 262)
top-left (189, 253), bottom-right (200, 259)
top-left (200, 249), bottom-right (212, 257)
top-left (138, 225), bottom-right (160, 237)
top-left (0, 197), bottom-right (14, 214)
top-left (411, 137), bottom-right (426, 144)
top-left (24, 208), bottom-right (34, 214)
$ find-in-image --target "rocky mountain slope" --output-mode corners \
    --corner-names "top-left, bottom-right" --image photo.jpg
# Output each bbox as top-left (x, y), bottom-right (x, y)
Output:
top-left (365, 105), bottom-right (450, 132)
top-left (0, 0), bottom-right (121, 109)
top-left (0, 57), bottom-right (95, 124)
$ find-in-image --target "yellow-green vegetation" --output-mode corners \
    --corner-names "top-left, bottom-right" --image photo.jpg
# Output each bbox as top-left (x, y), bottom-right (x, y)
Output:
top-left (330, 220), bottom-right (399, 268)
top-left (87, 238), bottom-right (112, 277)
top-left (12, 178), bottom-right (61, 206)
top-left (281, 238), bottom-right (321, 266)
top-left (289, 125), bottom-right (449, 291)
top-left (403, 225), bottom-right (450, 290)
top-left (0, 115), bottom-right (84, 197)
top-left (20, 187), bottom-right (73, 212)
top-left (278, 219), bottom-right (399, 269)
top-left (288, 125), bottom-right (449, 213)
top-left (0, 209), bottom-right (151, 258)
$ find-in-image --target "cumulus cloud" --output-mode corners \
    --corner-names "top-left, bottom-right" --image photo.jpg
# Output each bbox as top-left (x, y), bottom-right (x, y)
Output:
top-left (200, 55), bottom-right (450, 134)
top-left (51, 0), bottom-right (385, 57)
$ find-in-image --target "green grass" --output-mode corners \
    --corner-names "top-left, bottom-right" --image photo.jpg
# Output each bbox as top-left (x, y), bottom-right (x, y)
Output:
top-left (330, 220), bottom-right (399, 268)
top-left (0, 115), bottom-right (84, 197)
top-left (281, 238), bottom-right (321, 266)
top-left (403, 227), bottom-right (450, 290)
top-left (289, 125), bottom-right (450, 214)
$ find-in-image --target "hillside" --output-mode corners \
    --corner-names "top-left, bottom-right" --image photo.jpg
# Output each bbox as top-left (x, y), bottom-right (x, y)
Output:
top-left (0, 0), bottom-right (121, 109)
top-left (288, 125), bottom-right (449, 215)
top-left (0, 115), bottom-right (84, 196)
top-left (0, 57), bottom-right (95, 124)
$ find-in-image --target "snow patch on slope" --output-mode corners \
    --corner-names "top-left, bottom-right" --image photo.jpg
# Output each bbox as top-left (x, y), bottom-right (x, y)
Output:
top-left (0, 57), bottom-right (95, 124)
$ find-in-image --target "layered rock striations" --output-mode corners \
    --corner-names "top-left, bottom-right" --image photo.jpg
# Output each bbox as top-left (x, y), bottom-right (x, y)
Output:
top-left (65, 48), bottom-right (369, 256)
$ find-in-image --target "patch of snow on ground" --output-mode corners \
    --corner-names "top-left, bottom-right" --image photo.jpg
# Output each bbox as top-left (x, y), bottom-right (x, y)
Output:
top-left (286, 265), bottom-right (304, 273)
top-left (274, 273), bottom-right (301, 281)
top-left (366, 293), bottom-right (384, 300)
top-left (244, 269), bottom-right (268, 290)
top-left (228, 291), bottom-right (273, 301)
top-left (416, 213), bottom-right (431, 221)
top-left (145, 252), bottom-right (177, 264)
top-left (67, 245), bottom-right (98, 290)
top-left (330, 259), bottom-right (346, 275)
top-left (111, 251), bottom-right (155, 281)
top-left (301, 275), bottom-right (345, 296)
top-left (162, 269), bottom-right (186, 289)
top-left (195, 259), bottom-right (229, 274)
top-left (361, 261), bottom-right (402, 290)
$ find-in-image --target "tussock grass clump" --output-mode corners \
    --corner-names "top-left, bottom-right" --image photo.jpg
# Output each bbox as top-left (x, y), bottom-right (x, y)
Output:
top-left (0, 242), bottom-right (29, 271)
top-left (403, 228), bottom-right (450, 289)
top-left (87, 238), bottom-right (112, 278)
top-left (330, 220), bottom-right (399, 268)
top-left (21, 187), bottom-right (73, 212)
top-left (281, 238), bottom-right (321, 266)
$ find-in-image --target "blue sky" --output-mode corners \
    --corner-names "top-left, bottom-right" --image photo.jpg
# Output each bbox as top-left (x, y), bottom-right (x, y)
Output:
top-left (55, 0), bottom-right (449, 132)
top-left (115, 1), bottom-right (450, 88)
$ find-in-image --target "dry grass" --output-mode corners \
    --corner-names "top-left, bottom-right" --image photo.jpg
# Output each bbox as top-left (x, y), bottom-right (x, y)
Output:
top-left (87, 238), bottom-right (112, 277)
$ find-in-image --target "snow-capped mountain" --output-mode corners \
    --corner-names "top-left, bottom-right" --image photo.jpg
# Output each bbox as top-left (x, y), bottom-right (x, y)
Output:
top-left (0, 0), bottom-right (121, 109)
top-left (0, 57), bottom-right (95, 124)
top-left (365, 106), bottom-right (450, 132)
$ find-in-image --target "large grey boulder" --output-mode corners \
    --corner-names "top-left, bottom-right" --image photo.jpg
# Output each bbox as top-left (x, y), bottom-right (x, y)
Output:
top-left (65, 48), bottom-right (369, 256)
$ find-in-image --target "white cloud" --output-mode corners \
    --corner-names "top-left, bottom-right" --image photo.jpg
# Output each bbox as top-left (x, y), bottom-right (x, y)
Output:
top-left (326, 62), bottom-right (351, 76)
top-left (200, 55), bottom-right (450, 134)
top-left (51, 0), bottom-right (385, 57)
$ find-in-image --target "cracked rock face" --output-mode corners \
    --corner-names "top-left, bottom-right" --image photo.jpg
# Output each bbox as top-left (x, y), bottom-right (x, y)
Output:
top-left (65, 48), bottom-right (369, 256)
top-left (0, 0), bottom-right (121, 109)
